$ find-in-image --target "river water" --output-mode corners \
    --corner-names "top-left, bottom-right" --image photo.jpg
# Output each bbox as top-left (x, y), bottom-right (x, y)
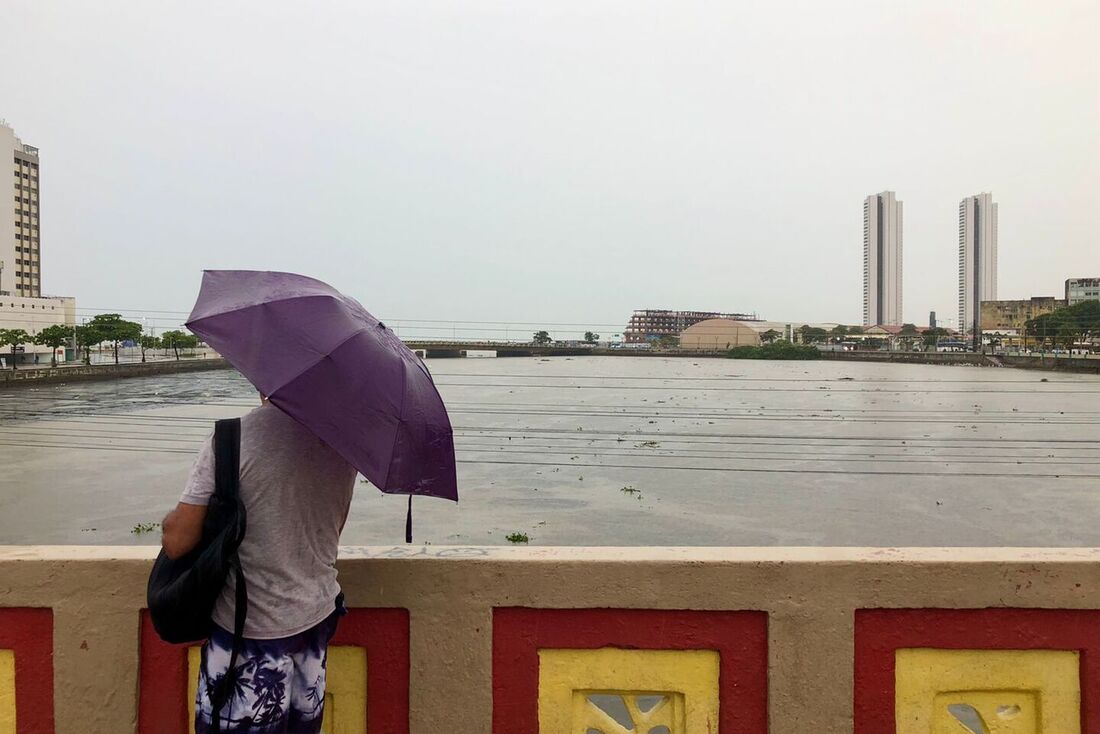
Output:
top-left (1, 356), bottom-right (1098, 546)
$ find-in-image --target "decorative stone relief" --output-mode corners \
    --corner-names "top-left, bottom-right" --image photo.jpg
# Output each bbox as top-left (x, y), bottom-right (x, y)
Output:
top-left (579, 692), bottom-right (680, 733)
top-left (537, 648), bottom-right (719, 733)
top-left (895, 649), bottom-right (1080, 733)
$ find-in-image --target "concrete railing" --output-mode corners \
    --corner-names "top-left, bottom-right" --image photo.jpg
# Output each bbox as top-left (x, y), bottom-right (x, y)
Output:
top-left (2, 546), bottom-right (1100, 733)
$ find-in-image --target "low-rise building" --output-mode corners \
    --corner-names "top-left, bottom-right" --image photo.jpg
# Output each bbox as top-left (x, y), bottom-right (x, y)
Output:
top-left (1065, 278), bottom-right (1100, 306)
top-left (0, 294), bottom-right (77, 365)
top-left (980, 297), bottom-right (1065, 332)
top-left (623, 309), bottom-right (759, 343)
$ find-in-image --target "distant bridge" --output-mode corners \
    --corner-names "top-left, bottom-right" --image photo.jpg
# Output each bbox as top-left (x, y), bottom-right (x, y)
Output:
top-left (401, 340), bottom-right (723, 358)
top-left (402, 340), bottom-right (598, 358)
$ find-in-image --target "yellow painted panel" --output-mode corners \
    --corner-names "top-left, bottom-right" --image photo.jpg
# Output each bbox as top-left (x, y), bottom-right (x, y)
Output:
top-left (186, 645), bottom-right (366, 734)
top-left (538, 648), bottom-right (719, 734)
top-left (321, 646), bottom-right (368, 734)
top-left (0, 649), bottom-right (15, 734)
top-left (896, 648), bottom-right (1080, 734)
top-left (188, 646), bottom-right (201, 734)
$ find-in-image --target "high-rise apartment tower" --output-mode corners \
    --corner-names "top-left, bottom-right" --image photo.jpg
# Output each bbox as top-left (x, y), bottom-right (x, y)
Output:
top-left (863, 191), bottom-right (902, 326)
top-left (1, 122), bottom-right (41, 297)
top-left (958, 193), bottom-right (998, 340)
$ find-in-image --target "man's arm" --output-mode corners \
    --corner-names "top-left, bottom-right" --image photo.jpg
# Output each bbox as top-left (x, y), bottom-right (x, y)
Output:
top-left (161, 502), bottom-right (208, 559)
top-left (164, 434), bottom-right (216, 560)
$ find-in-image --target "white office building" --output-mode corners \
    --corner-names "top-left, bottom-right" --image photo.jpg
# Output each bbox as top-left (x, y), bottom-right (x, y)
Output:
top-left (1065, 278), bottom-right (1100, 306)
top-left (957, 193), bottom-right (998, 338)
top-left (863, 191), bottom-right (903, 326)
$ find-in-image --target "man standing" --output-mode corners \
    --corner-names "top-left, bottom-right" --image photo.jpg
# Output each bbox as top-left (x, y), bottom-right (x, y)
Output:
top-left (161, 397), bottom-right (356, 733)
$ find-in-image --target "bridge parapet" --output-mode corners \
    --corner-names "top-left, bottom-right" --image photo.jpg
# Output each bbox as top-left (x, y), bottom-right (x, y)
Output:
top-left (1, 546), bottom-right (1098, 732)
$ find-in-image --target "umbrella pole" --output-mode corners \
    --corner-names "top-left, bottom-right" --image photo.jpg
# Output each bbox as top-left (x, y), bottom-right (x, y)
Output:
top-left (405, 495), bottom-right (413, 544)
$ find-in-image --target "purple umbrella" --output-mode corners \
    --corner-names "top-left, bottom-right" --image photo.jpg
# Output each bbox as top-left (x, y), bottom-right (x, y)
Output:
top-left (186, 271), bottom-right (458, 527)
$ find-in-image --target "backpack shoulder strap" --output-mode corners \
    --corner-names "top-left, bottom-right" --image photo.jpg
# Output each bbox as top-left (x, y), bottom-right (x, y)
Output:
top-left (213, 418), bottom-right (241, 501)
top-left (209, 417), bottom-right (246, 734)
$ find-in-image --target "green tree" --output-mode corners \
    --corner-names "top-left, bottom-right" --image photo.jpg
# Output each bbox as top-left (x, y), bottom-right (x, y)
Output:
top-left (898, 323), bottom-right (921, 351)
top-left (87, 314), bottom-right (142, 365)
top-left (138, 335), bottom-right (161, 363)
top-left (760, 329), bottom-right (782, 344)
top-left (922, 327), bottom-right (949, 347)
top-left (656, 334), bottom-right (679, 349)
top-left (797, 326), bottom-right (827, 344)
top-left (583, 331), bottom-right (600, 344)
top-left (1026, 310), bottom-right (1081, 350)
top-left (75, 324), bottom-right (104, 365)
top-left (728, 340), bottom-right (820, 360)
top-left (0, 329), bottom-right (31, 370)
top-left (32, 324), bottom-right (72, 367)
top-left (532, 330), bottom-right (552, 346)
top-left (1027, 302), bottom-right (1089, 350)
top-left (847, 325), bottom-right (865, 335)
top-left (160, 330), bottom-right (198, 360)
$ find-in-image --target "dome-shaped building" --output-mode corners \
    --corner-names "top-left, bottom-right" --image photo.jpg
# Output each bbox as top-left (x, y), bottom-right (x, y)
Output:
top-left (679, 318), bottom-right (761, 351)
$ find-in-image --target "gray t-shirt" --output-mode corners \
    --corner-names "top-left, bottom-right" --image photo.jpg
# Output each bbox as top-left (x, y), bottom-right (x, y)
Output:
top-left (180, 402), bottom-right (357, 638)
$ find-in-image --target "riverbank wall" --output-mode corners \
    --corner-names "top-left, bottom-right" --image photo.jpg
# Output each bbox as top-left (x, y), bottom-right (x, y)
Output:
top-left (0, 357), bottom-right (232, 388)
top-left (822, 350), bottom-right (1100, 374)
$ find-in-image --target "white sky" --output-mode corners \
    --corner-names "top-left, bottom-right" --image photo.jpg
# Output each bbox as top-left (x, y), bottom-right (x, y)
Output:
top-left (2, 0), bottom-right (1097, 332)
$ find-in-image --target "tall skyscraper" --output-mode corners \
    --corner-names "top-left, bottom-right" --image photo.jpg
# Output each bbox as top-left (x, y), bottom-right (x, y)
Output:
top-left (1, 121), bottom-right (41, 298)
top-left (957, 193), bottom-right (998, 339)
top-left (862, 191), bottom-right (903, 326)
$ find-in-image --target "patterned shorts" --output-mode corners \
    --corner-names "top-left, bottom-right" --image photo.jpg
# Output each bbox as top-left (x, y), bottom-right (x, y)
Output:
top-left (195, 605), bottom-right (343, 734)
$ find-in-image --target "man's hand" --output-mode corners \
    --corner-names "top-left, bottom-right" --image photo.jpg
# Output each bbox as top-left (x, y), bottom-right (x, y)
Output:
top-left (161, 502), bottom-right (208, 559)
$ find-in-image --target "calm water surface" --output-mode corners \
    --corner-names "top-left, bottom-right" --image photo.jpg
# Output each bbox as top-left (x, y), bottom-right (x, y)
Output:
top-left (1, 356), bottom-right (1098, 546)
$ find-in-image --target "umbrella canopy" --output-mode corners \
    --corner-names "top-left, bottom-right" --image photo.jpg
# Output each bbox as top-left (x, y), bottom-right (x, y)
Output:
top-left (186, 270), bottom-right (457, 502)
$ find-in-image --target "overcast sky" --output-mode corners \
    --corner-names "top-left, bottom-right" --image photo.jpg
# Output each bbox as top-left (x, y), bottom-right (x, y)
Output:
top-left (2, 0), bottom-right (1097, 333)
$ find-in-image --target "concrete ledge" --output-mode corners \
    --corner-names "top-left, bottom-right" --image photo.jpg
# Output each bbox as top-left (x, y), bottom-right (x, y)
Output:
top-left (2, 546), bottom-right (1100, 733)
top-left (0, 357), bottom-right (233, 387)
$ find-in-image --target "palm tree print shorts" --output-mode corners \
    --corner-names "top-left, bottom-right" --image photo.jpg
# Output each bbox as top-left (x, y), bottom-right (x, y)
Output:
top-left (195, 605), bottom-right (343, 734)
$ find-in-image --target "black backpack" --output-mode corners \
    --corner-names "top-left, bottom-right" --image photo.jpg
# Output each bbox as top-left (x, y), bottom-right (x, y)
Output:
top-left (147, 418), bottom-right (249, 729)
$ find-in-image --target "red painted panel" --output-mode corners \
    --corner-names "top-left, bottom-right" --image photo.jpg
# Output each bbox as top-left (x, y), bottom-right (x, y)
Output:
top-left (136, 610), bottom-right (190, 733)
top-left (331, 608), bottom-right (410, 734)
top-left (492, 608), bottom-right (768, 733)
top-left (138, 608), bottom-right (410, 734)
top-left (854, 608), bottom-right (1100, 733)
top-left (0, 608), bottom-right (54, 734)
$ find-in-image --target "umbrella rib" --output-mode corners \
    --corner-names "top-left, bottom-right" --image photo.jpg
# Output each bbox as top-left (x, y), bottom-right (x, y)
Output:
top-left (193, 298), bottom-right (370, 395)
top-left (267, 326), bottom-right (372, 397)
top-left (380, 350), bottom-right (410, 491)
